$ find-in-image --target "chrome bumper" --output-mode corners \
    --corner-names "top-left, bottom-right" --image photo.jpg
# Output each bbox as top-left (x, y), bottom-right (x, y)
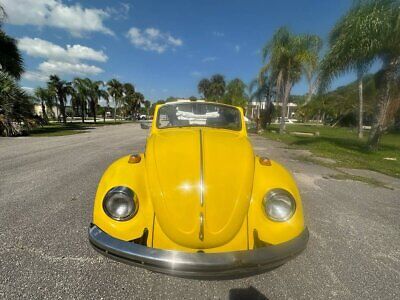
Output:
top-left (88, 224), bottom-right (309, 279)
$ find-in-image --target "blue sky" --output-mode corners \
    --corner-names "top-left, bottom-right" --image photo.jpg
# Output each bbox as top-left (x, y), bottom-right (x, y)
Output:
top-left (3, 0), bottom-right (356, 101)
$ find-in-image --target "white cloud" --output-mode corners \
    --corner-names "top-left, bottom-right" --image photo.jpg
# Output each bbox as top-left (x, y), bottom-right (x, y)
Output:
top-left (38, 60), bottom-right (103, 76)
top-left (18, 37), bottom-right (108, 62)
top-left (66, 45), bottom-right (108, 62)
top-left (127, 27), bottom-right (183, 53)
top-left (202, 56), bottom-right (217, 63)
top-left (105, 3), bottom-right (130, 20)
top-left (19, 38), bottom-right (106, 82)
top-left (22, 71), bottom-right (49, 82)
top-left (2, 0), bottom-right (113, 36)
top-left (235, 45), bottom-right (241, 52)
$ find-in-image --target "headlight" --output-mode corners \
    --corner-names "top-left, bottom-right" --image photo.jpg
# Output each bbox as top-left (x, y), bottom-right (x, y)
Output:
top-left (263, 189), bottom-right (296, 222)
top-left (103, 186), bottom-right (138, 221)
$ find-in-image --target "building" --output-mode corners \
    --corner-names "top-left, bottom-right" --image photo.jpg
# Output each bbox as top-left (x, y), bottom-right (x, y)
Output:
top-left (33, 104), bottom-right (60, 118)
top-left (247, 100), bottom-right (298, 120)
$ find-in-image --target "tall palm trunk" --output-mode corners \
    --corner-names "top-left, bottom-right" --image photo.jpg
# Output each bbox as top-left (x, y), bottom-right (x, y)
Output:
top-left (81, 100), bottom-right (85, 123)
top-left (92, 100), bottom-right (97, 124)
top-left (357, 75), bottom-right (364, 139)
top-left (305, 70), bottom-right (314, 105)
top-left (367, 58), bottom-right (398, 150)
top-left (114, 98), bottom-right (117, 123)
top-left (280, 79), bottom-right (292, 134)
top-left (41, 101), bottom-right (48, 122)
top-left (59, 96), bottom-right (67, 124)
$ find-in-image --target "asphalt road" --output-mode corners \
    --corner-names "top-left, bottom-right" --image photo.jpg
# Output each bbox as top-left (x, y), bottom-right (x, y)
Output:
top-left (0, 123), bottom-right (399, 299)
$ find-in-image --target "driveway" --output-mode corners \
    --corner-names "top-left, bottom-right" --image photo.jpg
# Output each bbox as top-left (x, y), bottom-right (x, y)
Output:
top-left (0, 123), bottom-right (399, 299)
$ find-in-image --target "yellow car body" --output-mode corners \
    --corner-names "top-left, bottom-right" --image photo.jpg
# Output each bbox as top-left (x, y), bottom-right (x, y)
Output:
top-left (89, 101), bottom-right (308, 278)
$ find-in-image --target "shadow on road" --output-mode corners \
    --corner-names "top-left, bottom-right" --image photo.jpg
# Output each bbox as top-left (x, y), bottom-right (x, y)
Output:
top-left (229, 286), bottom-right (268, 300)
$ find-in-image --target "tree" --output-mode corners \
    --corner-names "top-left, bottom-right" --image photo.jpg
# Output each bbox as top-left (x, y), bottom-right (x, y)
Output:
top-left (356, 66), bottom-right (368, 138)
top-left (144, 100), bottom-right (151, 115)
top-left (0, 31), bottom-right (24, 79)
top-left (132, 92), bottom-right (144, 114)
top-left (249, 75), bottom-right (275, 129)
top-left (302, 36), bottom-right (323, 104)
top-left (259, 27), bottom-right (321, 134)
top-left (0, 6), bottom-right (24, 79)
top-left (224, 78), bottom-right (248, 108)
top-left (34, 87), bottom-right (54, 123)
top-left (0, 71), bottom-right (35, 136)
top-left (85, 79), bottom-right (108, 124)
top-left (107, 79), bottom-right (123, 122)
top-left (123, 85), bottom-right (145, 119)
top-left (48, 75), bottom-right (71, 124)
top-left (320, 0), bottom-right (400, 150)
top-left (73, 78), bottom-right (89, 123)
top-left (209, 74), bottom-right (226, 102)
top-left (301, 74), bottom-right (376, 125)
top-left (198, 74), bottom-right (226, 101)
top-left (198, 78), bottom-right (211, 99)
top-left (122, 83), bottom-right (136, 117)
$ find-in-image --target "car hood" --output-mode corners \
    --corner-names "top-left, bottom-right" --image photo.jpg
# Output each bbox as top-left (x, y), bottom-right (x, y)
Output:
top-left (146, 128), bottom-right (254, 249)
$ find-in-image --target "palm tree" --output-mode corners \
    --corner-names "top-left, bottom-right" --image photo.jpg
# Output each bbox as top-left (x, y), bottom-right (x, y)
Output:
top-left (0, 71), bottom-right (34, 136)
top-left (132, 92), bottom-right (144, 114)
top-left (209, 74), bottom-right (226, 102)
top-left (122, 83), bottom-right (136, 118)
top-left (197, 75), bottom-right (226, 101)
top-left (0, 5), bottom-right (24, 79)
top-left (198, 78), bottom-right (211, 99)
top-left (107, 79), bottom-right (123, 122)
top-left (34, 87), bottom-right (54, 123)
top-left (73, 78), bottom-right (89, 123)
top-left (224, 78), bottom-right (248, 107)
top-left (259, 27), bottom-right (321, 134)
top-left (47, 75), bottom-right (72, 124)
top-left (0, 30), bottom-right (24, 80)
top-left (302, 36), bottom-right (323, 104)
top-left (249, 75), bottom-right (275, 129)
top-left (320, 0), bottom-right (400, 150)
top-left (85, 79), bottom-right (108, 124)
top-left (355, 66), bottom-right (368, 138)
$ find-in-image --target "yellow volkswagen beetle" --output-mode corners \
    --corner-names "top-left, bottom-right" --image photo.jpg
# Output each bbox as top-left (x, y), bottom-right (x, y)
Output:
top-left (88, 100), bottom-right (308, 278)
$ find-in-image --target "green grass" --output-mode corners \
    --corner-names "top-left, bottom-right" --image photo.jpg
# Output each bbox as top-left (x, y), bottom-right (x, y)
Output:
top-left (30, 121), bottom-right (132, 137)
top-left (262, 124), bottom-right (400, 178)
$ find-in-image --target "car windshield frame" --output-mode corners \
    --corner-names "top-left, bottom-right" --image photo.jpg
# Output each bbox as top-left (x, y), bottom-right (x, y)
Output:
top-left (156, 102), bottom-right (242, 131)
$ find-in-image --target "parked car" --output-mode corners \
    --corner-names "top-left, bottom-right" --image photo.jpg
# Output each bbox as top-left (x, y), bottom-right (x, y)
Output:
top-left (88, 101), bottom-right (308, 278)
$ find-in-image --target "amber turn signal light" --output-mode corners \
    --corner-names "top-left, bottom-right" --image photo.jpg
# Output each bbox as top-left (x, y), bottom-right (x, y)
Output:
top-left (259, 157), bottom-right (272, 166)
top-left (128, 154), bottom-right (141, 164)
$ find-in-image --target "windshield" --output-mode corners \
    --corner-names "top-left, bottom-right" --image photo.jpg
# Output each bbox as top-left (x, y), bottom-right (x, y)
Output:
top-left (157, 102), bottom-right (242, 131)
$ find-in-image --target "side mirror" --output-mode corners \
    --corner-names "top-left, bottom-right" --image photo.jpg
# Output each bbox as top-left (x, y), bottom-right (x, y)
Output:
top-left (140, 123), bottom-right (150, 129)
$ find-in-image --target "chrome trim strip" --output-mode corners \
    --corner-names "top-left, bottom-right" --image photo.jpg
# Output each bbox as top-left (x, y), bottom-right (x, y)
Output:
top-left (199, 213), bottom-right (204, 241)
top-left (88, 224), bottom-right (309, 279)
top-left (199, 129), bottom-right (204, 207)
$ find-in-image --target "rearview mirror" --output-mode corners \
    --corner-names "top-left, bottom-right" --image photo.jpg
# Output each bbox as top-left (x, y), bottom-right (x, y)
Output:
top-left (140, 123), bottom-right (150, 129)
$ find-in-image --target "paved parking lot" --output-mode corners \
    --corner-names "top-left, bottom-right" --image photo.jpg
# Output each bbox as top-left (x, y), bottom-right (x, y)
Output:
top-left (0, 123), bottom-right (399, 299)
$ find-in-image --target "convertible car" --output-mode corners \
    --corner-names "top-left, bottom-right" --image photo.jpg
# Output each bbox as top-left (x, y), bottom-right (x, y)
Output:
top-left (89, 100), bottom-right (308, 278)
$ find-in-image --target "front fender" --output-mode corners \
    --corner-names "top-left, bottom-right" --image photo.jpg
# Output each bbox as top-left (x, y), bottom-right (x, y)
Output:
top-left (92, 154), bottom-right (154, 242)
top-left (248, 157), bottom-right (305, 247)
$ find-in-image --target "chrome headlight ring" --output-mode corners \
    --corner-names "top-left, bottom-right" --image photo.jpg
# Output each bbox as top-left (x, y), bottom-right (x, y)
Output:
top-left (263, 188), bottom-right (296, 222)
top-left (102, 186), bottom-right (138, 221)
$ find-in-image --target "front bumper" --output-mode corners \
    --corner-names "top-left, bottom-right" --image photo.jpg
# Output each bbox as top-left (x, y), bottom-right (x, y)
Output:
top-left (88, 224), bottom-right (309, 279)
